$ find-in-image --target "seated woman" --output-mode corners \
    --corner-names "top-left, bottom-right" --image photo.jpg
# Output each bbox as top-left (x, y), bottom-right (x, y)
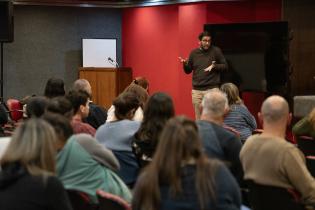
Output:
top-left (66, 90), bottom-right (96, 136)
top-left (0, 119), bottom-right (72, 210)
top-left (96, 92), bottom-right (141, 187)
top-left (44, 77), bottom-right (66, 99)
top-left (132, 92), bottom-right (175, 167)
top-left (220, 83), bottom-right (257, 142)
top-left (106, 82), bottom-right (149, 123)
top-left (132, 116), bottom-right (241, 210)
top-left (43, 113), bottom-right (131, 203)
top-left (293, 107), bottom-right (315, 138)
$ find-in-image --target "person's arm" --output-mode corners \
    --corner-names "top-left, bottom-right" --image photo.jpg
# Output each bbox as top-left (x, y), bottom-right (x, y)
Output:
top-left (179, 54), bottom-right (193, 74)
top-left (281, 146), bottom-right (315, 205)
top-left (221, 134), bottom-right (244, 186)
top-left (241, 105), bottom-right (257, 130)
top-left (46, 176), bottom-right (73, 210)
top-left (215, 164), bottom-right (242, 210)
top-left (292, 117), bottom-right (314, 137)
top-left (75, 133), bottom-right (120, 171)
top-left (213, 47), bottom-right (228, 71)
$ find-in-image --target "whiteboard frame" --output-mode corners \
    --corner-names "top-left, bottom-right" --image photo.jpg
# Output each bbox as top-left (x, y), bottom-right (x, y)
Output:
top-left (82, 38), bottom-right (117, 68)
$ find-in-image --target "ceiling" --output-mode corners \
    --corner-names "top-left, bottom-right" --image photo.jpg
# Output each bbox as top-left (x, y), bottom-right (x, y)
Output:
top-left (12, 0), bottom-right (241, 8)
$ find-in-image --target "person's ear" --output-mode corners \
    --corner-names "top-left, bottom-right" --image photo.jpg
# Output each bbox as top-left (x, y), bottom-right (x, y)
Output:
top-left (258, 112), bottom-right (263, 126)
top-left (224, 105), bottom-right (230, 117)
top-left (79, 104), bottom-right (85, 114)
top-left (127, 108), bottom-right (136, 120)
top-left (287, 113), bottom-right (292, 126)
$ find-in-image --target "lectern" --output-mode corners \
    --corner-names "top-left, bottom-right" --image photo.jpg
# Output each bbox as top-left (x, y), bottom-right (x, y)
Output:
top-left (79, 67), bottom-right (132, 109)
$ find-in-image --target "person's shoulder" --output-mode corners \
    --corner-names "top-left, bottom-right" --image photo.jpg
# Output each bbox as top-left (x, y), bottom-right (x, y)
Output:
top-left (213, 123), bottom-right (237, 137)
top-left (211, 45), bottom-right (222, 50)
top-left (191, 48), bottom-right (201, 54)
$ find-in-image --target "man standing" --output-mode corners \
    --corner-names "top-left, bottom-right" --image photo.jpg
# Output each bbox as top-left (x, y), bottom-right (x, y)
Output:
top-left (197, 89), bottom-right (243, 185)
top-left (240, 95), bottom-right (315, 205)
top-left (180, 31), bottom-right (228, 119)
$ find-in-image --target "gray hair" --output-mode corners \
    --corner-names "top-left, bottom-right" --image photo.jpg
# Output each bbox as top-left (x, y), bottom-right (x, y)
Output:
top-left (72, 79), bottom-right (92, 96)
top-left (201, 89), bottom-right (228, 118)
top-left (261, 95), bottom-right (289, 123)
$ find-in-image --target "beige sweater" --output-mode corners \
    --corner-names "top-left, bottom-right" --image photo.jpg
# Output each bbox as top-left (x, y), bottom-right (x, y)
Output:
top-left (240, 134), bottom-right (315, 205)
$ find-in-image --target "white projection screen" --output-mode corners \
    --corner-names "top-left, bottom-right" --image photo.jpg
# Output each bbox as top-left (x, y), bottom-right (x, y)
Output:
top-left (82, 38), bottom-right (117, 67)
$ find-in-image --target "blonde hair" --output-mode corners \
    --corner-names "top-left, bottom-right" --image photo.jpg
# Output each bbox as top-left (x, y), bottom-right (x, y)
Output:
top-left (1, 118), bottom-right (57, 177)
top-left (220, 83), bottom-right (242, 105)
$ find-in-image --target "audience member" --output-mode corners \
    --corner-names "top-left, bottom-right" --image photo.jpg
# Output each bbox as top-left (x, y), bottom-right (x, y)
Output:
top-left (43, 113), bottom-right (131, 203)
top-left (197, 89), bottom-right (243, 185)
top-left (132, 116), bottom-right (241, 210)
top-left (96, 92), bottom-right (141, 187)
top-left (44, 77), bottom-right (66, 99)
top-left (133, 76), bottom-right (149, 92)
top-left (106, 83), bottom-right (149, 123)
top-left (46, 96), bottom-right (73, 119)
top-left (72, 79), bottom-right (107, 129)
top-left (220, 83), bottom-right (257, 142)
top-left (66, 90), bottom-right (96, 136)
top-left (240, 95), bottom-right (315, 207)
top-left (0, 119), bottom-right (72, 210)
top-left (293, 107), bottom-right (315, 138)
top-left (132, 92), bottom-right (175, 167)
top-left (25, 96), bottom-right (49, 118)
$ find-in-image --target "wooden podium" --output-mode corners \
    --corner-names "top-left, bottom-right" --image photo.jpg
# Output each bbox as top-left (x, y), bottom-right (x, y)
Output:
top-left (79, 67), bottom-right (132, 109)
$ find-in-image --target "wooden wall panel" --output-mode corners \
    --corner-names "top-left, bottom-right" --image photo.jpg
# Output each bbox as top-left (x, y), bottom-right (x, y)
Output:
top-left (283, 0), bottom-right (315, 95)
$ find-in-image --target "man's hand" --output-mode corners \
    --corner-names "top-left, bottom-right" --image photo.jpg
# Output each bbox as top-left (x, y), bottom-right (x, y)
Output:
top-left (178, 56), bottom-right (187, 64)
top-left (204, 61), bottom-right (216, 72)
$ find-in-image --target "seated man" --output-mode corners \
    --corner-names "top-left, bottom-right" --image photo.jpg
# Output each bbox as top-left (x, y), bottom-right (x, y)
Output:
top-left (197, 89), bottom-right (243, 185)
top-left (72, 79), bottom-right (107, 129)
top-left (240, 95), bottom-right (315, 206)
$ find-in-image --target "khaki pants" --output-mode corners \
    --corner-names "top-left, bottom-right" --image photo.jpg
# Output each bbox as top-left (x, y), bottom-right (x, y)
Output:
top-left (192, 88), bottom-right (218, 120)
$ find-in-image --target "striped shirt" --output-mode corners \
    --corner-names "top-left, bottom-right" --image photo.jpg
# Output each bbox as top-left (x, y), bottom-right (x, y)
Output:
top-left (224, 104), bottom-right (257, 142)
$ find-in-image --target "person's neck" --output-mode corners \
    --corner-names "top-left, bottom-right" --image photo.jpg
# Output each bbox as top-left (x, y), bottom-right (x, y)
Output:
top-left (262, 124), bottom-right (287, 139)
top-left (200, 114), bottom-right (224, 126)
top-left (72, 113), bottom-right (82, 121)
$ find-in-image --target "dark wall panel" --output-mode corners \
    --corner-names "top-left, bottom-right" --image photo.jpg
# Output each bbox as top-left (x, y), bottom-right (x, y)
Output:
top-left (3, 6), bottom-right (122, 99)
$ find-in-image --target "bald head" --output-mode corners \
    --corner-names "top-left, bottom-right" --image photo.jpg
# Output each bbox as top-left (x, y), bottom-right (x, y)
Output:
top-left (201, 89), bottom-right (228, 118)
top-left (261, 95), bottom-right (289, 124)
top-left (72, 79), bottom-right (92, 96)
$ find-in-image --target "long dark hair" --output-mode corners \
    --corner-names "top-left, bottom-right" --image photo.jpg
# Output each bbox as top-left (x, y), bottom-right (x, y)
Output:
top-left (135, 92), bottom-right (174, 147)
top-left (132, 116), bottom-right (220, 210)
top-left (44, 78), bottom-right (65, 98)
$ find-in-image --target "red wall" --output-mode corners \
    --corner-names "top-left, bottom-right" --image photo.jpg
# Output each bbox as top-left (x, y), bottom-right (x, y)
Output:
top-left (122, 0), bottom-right (281, 119)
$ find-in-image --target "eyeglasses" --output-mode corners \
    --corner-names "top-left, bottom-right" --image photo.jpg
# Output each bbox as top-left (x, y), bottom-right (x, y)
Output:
top-left (201, 39), bottom-right (211, 43)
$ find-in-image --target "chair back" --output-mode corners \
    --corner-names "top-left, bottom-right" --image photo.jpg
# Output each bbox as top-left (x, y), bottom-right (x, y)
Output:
top-left (246, 180), bottom-right (304, 210)
top-left (306, 156), bottom-right (315, 177)
top-left (67, 189), bottom-right (97, 210)
top-left (97, 190), bottom-right (131, 210)
top-left (6, 99), bottom-right (23, 122)
top-left (296, 136), bottom-right (315, 156)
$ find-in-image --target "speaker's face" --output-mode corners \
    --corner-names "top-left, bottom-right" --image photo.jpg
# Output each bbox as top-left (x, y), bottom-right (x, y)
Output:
top-left (199, 36), bottom-right (211, 51)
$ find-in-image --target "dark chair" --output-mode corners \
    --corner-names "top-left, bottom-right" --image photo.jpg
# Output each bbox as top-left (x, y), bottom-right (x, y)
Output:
top-left (296, 136), bottom-right (315, 156)
top-left (97, 189), bottom-right (131, 210)
top-left (306, 156), bottom-right (315, 177)
top-left (67, 189), bottom-right (98, 210)
top-left (246, 180), bottom-right (305, 210)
